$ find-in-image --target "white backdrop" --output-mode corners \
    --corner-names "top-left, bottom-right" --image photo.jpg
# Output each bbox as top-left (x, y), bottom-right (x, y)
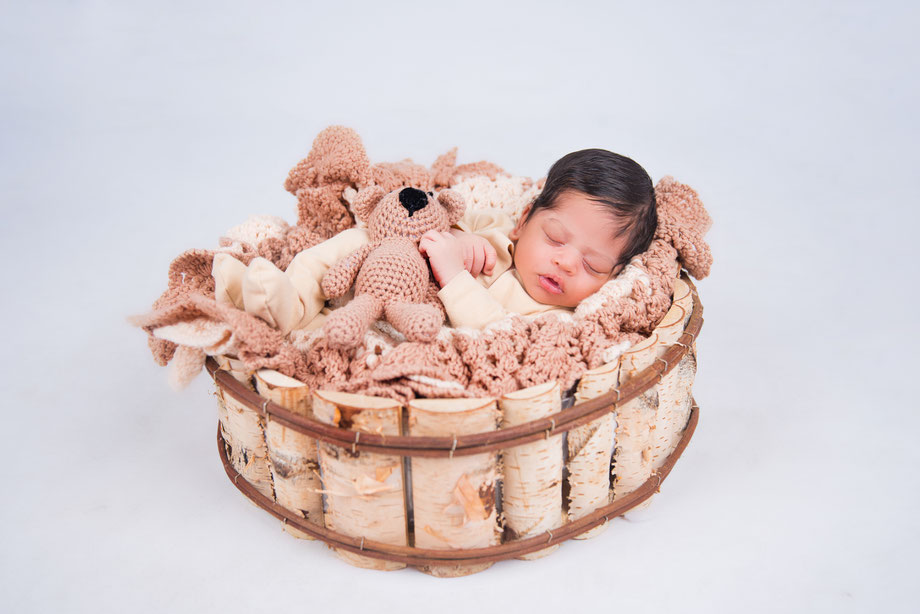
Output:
top-left (2, 1), bottom-right (917, 612)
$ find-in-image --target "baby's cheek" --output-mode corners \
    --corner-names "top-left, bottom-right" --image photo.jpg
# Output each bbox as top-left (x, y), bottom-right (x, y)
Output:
top-left (585, 276), bottom-right (608, 297)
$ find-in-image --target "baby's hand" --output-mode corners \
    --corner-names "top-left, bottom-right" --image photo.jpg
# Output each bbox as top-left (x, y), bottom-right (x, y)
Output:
top-left (419, 230), bottom-right (497, 287)
top-left (449, 229), bottom-right (497, 278)
top-left (419, 231), bottom-right (465, 287)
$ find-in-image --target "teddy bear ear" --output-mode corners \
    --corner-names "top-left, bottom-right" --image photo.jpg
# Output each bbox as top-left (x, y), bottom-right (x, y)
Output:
top-left (654, 176), bottom-right (713, 279)
top-left (430, 147), bottom-right (458, 188)
top-left (352, 185), bottom-right (387, 222)
top-left (437, 189), bottom-right (467, 226)
top-left (284, 125), bottom-right (372, 195)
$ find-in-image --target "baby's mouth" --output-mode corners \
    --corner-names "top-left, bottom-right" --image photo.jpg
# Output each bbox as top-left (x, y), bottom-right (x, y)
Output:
top-left (538, 274), bottom-right (563, 294)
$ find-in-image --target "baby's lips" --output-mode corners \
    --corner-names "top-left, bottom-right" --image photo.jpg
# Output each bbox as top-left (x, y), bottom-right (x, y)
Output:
top-left (538, 274), bottom-right (564, 294)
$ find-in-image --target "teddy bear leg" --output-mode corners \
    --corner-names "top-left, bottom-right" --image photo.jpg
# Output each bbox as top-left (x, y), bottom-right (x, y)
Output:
top-left (384, 301), bottom-right (443, 343)
top-left (324, 294), bottom-right (382, 349)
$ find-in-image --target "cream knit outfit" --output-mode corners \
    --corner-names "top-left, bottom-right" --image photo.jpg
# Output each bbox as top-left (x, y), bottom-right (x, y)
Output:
top-left (437, 210), bottom-right (569, 329)
top-left (213, 210), bottom-right (569, 334)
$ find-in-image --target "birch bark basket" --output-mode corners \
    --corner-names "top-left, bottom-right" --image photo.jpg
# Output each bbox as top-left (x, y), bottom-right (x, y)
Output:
top-left (408, 397), bottom-right (501, 577)
top-left (568, 359), bottom-right (618, 539)
top-left (499, 381), bottom-right (564, 560)
top-left (312, 390), bottom-right (408, 571)
top-left (255, 369), bottom-right (323, 540)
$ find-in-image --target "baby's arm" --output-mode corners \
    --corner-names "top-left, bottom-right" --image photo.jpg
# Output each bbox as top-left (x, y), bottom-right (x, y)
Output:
top-left (453, 209), bottom-right (515, 283)
top-left (213, 253), bottom-right (248, 309)
top-left (419, 229), bottom-right (510, 329)
top-left (437, 270), bottom-right (510, 329)
top-left (244, 227), bottom-right (369, 332)
top-left (286, 227), bottom-right (369, 291)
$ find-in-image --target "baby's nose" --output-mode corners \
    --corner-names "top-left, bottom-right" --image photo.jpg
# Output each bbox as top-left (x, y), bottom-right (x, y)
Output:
top-left (553, 248), bottom-right (578, 272)
top-left (398, 187), bottom-right (429, 217)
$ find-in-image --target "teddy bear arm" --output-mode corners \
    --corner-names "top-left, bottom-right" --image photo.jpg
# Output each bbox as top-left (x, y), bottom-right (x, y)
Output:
top-left (321, 244), bottom-right (372, 299)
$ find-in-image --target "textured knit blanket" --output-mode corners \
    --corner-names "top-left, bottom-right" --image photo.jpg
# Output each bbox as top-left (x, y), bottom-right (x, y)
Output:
top-left (131, 126), bottom-right (712, 403)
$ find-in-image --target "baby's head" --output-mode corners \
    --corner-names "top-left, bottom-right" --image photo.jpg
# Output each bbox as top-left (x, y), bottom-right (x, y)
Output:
top-left (510, 149), bottom-right (657, 308)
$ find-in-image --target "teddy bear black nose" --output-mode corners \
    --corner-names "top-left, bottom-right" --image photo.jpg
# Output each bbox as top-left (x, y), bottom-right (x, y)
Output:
top-left (398, 187), bottom-right (428, 217)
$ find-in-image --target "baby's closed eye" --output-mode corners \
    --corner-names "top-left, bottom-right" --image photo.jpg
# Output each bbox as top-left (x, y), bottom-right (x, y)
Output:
top-left (584, 261), bottom-right (607, 275)
top-left (584, 256), bottom-right (614, 275)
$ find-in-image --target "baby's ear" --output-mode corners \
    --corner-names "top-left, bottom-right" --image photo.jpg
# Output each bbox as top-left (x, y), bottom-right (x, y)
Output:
top-left (352, 185), bottom-right (387, 222)
top-left (509, 202), bottom-right (532, 241)
top-left (437, 189), bottom-right (466, 226)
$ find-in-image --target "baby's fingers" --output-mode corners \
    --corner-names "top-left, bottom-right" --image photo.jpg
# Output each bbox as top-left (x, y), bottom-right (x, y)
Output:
top-left (418, 234), bottom-right (437, 255)
top-left (460, 242), bottom-right (474, 272)
top-left (483, 243), bottom-right (497, 275)
top-left (469, 244), bottom-right (486, 276)
top-left (420, 229), bottom-right (441, 244)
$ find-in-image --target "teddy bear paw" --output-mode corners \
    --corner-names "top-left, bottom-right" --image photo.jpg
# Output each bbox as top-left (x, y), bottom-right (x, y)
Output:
top-left (388, 303), bottom-right (442, 343)
top-left (324, 317), bottom-right (366, 349)
top-left (321, 271), bottom-right (349, 300)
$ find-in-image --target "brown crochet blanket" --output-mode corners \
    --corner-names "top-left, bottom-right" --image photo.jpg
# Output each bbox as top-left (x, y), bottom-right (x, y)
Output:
top-left (132, 126), bottom-right (712, 403)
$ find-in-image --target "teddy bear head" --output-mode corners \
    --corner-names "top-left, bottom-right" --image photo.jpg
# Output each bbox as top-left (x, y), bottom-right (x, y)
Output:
top-left (351, 185), bottom-right (466, 242)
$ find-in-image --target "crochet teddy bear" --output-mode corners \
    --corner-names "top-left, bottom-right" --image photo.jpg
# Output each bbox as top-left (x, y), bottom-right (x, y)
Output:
top-left (321, 185), bottom-right (467, 349)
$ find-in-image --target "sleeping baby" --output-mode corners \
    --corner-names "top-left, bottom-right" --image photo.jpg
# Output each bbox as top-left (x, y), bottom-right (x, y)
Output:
top-left (213, 148), bottom-right (658, 335)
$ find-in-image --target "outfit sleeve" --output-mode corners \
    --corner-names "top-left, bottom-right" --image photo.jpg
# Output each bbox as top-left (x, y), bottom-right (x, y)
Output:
top-left (436, 209), bottom-right (521, 329)
top-left (213, 252), bottom-right (249, 309)
top-left (453, 209), bottom-right (516, 287)
top-left (437, 270), bottom-right (510, 330)
top-left (284, 227), bottom-right (370, 326)
top-left (214, 227), bottom-right (370, 334)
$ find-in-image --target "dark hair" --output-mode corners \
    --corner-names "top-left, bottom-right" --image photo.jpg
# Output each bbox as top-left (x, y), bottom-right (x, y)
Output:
top-left (526, 148), bottom-right (657, 269)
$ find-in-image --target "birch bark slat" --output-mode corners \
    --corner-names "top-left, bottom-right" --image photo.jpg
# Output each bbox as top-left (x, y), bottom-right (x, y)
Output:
top-left (646, 302), bottom-right (687, 471)
top-left (568, 359), bottom-right (619, 539)
top-left (255, 369), bottom-right (323, 540)
top-left (499, 381), bottom-right (564, 560)
top-left (656, 278), bottom-right (697, 462)
top-left (613, 283), bottom-right (692, 509)
top-left (408, 397), bottom-right (501, 577)
top-left (612, 333), bottom-right (658, 502)
top-left (664, 348), bottom-right (697, 457)
top-left (312, 390), bottom-right (408, 571)
top-left (217, 355), bottom-right (255, 389)
top-left (216, 384), bottom-right (275, 501)
top-left (673, 278), bottom-right (693, 326)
